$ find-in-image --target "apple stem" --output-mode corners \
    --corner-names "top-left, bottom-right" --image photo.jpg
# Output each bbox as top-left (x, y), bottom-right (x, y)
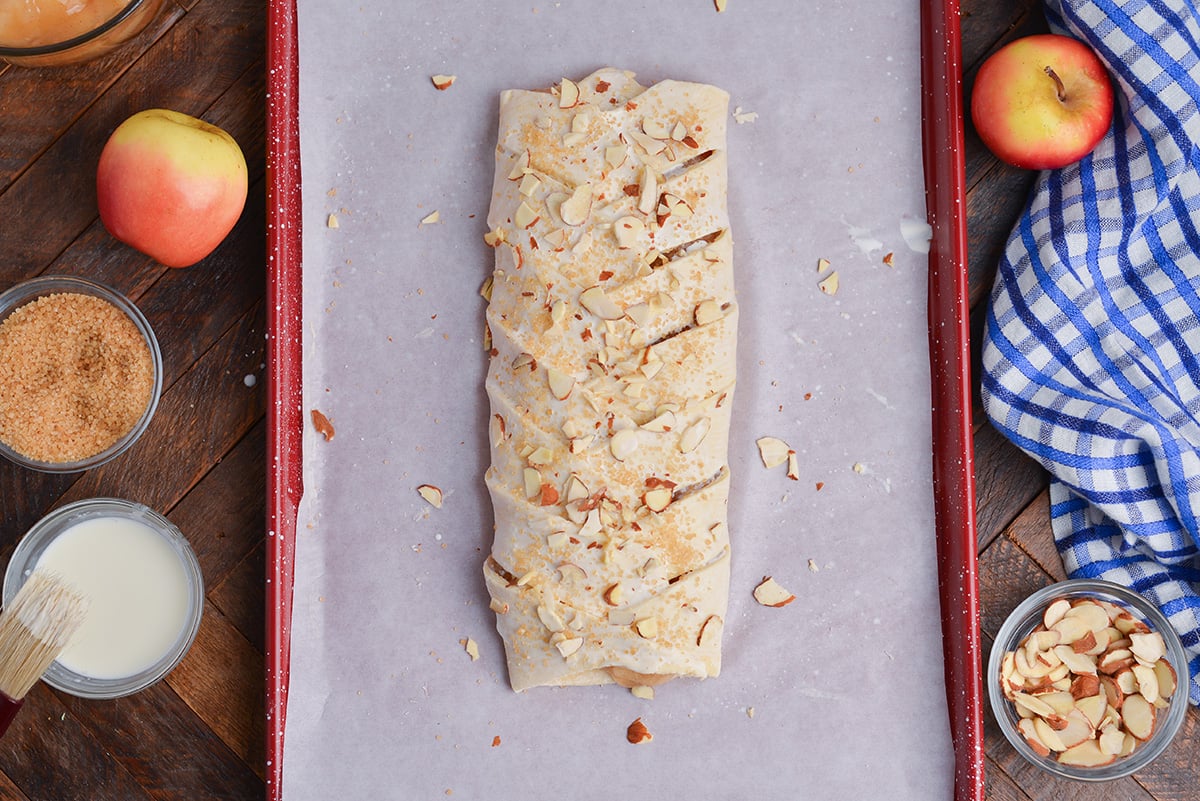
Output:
top-left (1044, 66), bottom-right (1067, 103)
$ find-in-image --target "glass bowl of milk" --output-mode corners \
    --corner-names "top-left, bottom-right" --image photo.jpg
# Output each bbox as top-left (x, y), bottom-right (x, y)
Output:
top-left (3, 498), bottom-right (204, 698)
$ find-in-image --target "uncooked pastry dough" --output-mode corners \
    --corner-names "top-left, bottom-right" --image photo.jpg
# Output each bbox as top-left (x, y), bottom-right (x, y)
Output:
top-left (482, 68), bottom-right (735, 691)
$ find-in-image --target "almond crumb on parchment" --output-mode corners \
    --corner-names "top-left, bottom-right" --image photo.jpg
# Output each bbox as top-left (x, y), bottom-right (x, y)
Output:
top-left (311, 409), bottom-right (335, 440)
top-left (626, 717), bottom-right (653, 744)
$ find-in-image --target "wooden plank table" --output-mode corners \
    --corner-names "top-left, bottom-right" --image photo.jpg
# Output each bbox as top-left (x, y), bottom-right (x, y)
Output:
top-left (962, 0), bottom-right (1200, 798)
top-left (0, 1), bottom-right (1192, 799)
top-left (0, 1), bottom-right (267, 798)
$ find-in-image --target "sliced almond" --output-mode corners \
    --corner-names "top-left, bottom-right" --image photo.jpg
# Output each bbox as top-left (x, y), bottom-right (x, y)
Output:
top-left (523, 467), bottom-right (542, 499)
top-left (626, 126), bottom-right (666, 156)
top-left (1070, 629), bottom-right (1098, 655)
top-left (641, 410), bottom-right (675, 433)
top-left (558, 77), bottom-right (580, 108)
top-left (633, 617), bottom-right (659, 639)
top-left (1121, 693), bottom-right (1155, 740)
top-left (1129, 631), bottom-right (1166, 666)
top-left (1037, 691), bottom-right (1076, 717)
top-left (1075, 693), bottom-right (1108, 729)
top-left (1069, 673), bottom-right (1100, 701)
top-left (756, 436), bottom-right (791, 469)
top-left (579, 286), bottom-right (624, 320)
top-left (1114, 667), bottom-right (1138, 695)
top-left (610, 429), bottom-right (639, 461)
top-left (1052, 645), bottom-right (1097, 676)
top-left (1113, 612), bottom-right (1151, 636)
top-left (1033, 716), bottom-right (1068, 752)
top-left (311, 409), bottom-right (335, 440)
top-left (547, 367), bottom-right (576, 400)
top-left (558, 183), bottom-right (593, 226)
top-left (555, 636), bottom-right (583, 658)
top-left (1015, 648), bottom-right (1052, 679)
top-left (642, 118), bottom-right (671, 139)
top-left (694, 299), bottom-right (724, 326)
top-left (1097, 723), bottom-right (1125, 756)
top-left (818, 271), bottom-right (840, 295)
top-left (1083, 626), bottom-right (1111, 656)
top-left (604, 145), bottom-right (627, 169)
top-left (1050, 616), bottom-right (1092, 646)
top-left (614, 216), bottom-right (646, 249)
top-left (1064, 600), bottom-right (1110, 633)
top-left (507, 149), bottom-right (531, 180)
top-left (416, 484), bottom-right (443, 508)
top-left (1152, 658), bottom-right (1177, 699)
top-left (514, 200), bottom-right (539, 229)
top-left (1043, 598), bottom-right (1072, 629)
top-left (786, 450), bottom-right (800, 480)
top-left (1099, 648), bottom-right (1135, 676)
top-left (565, 474), bottom-right (589, 502)
top-left (1131, 663), bottom-right (1159, 704)
top-left (637, 167), bottom-right (657, 215)
top-left (1000, 652), bottom-right (1021, 698)
top-left (461, 637), bottom-right (479, 660)
top-left (1056, 709), bottom-right (1096, 749)
top-left (603, 582), bottom-right (625, 606)
top-left (1099, 674), bottom-right (1125, 709)
top-left (1012, 692), bottom-right (1057, 719)
top-left (431, 74), bottom-right (456, 90)
top-left (1058, 738), bottom-right (1115, 768)
top-left (1029, 629), bottom-right (1061, 653)
top-left (626, 717), bottom-right (653, 744)
top-left (697, 615), bottom-right (723, 647)
top-left (518, 172), bottom-right (542, 197)
top-left (753, 576), bottom-right (795, 608)
top-left (643, 488), bottom-right (673, 512)
top-left (537, 604), bottom-right (565, 632)
top-left (1018, 719), bottom-right (1052, 757)
top-left (573, 230), bottom-right (593, 254)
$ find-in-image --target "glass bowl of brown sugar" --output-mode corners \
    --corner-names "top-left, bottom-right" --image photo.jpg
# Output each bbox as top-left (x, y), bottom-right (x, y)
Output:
top-left (0, 276), bottom-right (162, 472)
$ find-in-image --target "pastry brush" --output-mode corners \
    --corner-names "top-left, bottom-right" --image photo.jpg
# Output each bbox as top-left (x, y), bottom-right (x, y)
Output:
top-left (0, 570), bottom-right (87, 736)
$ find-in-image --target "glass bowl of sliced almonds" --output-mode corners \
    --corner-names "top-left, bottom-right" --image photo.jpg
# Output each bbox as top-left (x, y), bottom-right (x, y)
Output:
top-left (988, 579), bottom-right (1189, 781)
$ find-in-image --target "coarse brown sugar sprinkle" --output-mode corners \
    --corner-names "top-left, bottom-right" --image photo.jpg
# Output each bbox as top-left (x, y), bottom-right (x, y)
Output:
top-left (0, 292), bottom-right (154, 463)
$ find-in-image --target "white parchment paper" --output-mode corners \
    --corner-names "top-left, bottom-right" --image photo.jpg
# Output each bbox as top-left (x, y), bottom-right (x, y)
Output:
top-left (284, 2), bottom-right (955, 799)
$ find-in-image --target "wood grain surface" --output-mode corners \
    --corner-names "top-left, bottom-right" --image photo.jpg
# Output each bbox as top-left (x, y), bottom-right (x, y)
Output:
top-left (962, 0), bottom-right (1200, 797)
top-left (0, 1), bottom-right (267, 799)
top-left (0, 1), bottom-right (1193, 799)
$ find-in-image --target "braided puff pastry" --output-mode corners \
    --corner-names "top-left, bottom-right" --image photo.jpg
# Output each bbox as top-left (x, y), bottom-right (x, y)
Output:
top-left (482, 68), bottom-right (735, 692)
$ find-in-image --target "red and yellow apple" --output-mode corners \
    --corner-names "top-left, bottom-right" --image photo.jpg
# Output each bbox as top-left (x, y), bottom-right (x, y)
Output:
top-left (97, 109), bottom-right (248, 268)
top-left (971, 34), bottom-right (1114, 170)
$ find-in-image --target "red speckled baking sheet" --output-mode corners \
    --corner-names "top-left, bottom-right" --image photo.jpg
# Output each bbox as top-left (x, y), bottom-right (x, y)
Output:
top-left (264, 1), bottom-right (981, 798)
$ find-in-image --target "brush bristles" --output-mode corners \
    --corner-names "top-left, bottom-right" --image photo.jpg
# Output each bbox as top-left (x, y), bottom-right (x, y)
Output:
top-left (0, 571), bottom-right (88, 700)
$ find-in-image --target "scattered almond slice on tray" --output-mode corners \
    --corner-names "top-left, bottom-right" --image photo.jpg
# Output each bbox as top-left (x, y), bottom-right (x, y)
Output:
top-left (756, 436), bottom-right (791, 469)
top-left (626, 717), bottom-right (653, 744)
top-left (416, 484), bottom-right (444, 508)
top-left (998, 596), bottom-right (1177, 766)
top-left (310, 409), bottom-right (335, 441)
top-left (753, 576), bottom-right (795, 607)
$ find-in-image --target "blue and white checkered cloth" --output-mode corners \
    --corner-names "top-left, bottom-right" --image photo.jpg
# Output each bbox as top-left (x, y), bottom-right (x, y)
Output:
top-left (982, 0), bottom-right (1200, 705)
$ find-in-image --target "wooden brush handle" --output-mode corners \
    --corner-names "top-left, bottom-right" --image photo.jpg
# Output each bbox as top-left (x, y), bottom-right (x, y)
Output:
top-left (0, 692), bottom-right (23, 737)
